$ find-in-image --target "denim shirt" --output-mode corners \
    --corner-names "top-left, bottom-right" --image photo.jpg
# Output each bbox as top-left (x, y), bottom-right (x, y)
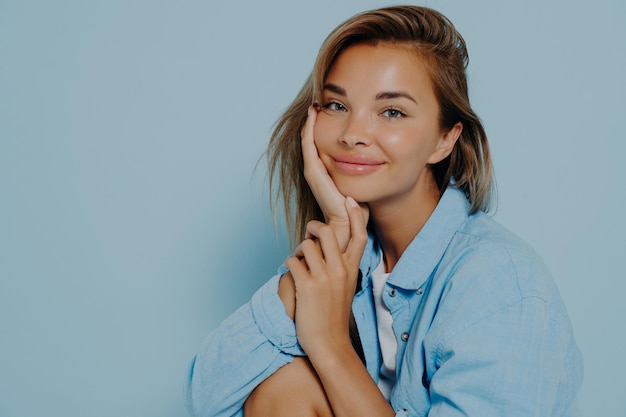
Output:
top-left (185, 186), bottom-right (583, 417)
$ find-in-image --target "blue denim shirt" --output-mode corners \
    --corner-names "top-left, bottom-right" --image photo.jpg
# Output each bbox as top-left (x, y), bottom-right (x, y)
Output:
top-left (185, 186), bottom-right (583, 416)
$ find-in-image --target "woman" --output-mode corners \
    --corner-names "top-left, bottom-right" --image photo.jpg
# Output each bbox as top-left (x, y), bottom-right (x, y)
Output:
top-left (185, 6), bottom-right (583, 417)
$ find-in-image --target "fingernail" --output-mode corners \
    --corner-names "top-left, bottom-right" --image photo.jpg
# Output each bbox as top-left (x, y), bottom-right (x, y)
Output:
top-left (346, 196), bottom-right (358, 207)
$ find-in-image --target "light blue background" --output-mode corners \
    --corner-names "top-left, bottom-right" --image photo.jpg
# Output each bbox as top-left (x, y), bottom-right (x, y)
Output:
top-left (1, 1), bottom-right (623, 416)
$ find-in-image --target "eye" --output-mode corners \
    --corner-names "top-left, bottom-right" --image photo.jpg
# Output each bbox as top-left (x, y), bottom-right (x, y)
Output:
top-left (321, 101), bottom-right (347, 112)
top-left (381, 108), bottom-right (406, 119)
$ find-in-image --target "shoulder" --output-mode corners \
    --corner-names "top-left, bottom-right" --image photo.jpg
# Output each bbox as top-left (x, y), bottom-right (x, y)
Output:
top-left (415, 210), bottom-right (582, 410)
top-left (428, 212), bottom-right (572, 334)
top-left (446, 211), bottom-right (558, 302)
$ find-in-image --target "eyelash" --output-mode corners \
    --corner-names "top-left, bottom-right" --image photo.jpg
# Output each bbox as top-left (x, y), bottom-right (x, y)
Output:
top-left (381, 107), bottom-right (406, 119)
top-left (320, 101), bottom-right (406, 119)
top-left (321, 101), bottom-right (347, 112)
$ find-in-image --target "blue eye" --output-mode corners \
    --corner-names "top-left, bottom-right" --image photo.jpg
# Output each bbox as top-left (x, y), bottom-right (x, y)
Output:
top-left (382, 108), bottom-right (405, 119)
top-left (322, 101), bottom-right (347, 112)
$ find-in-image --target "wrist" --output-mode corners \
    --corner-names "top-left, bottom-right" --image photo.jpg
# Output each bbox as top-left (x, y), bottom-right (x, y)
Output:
top-left (305, 335), bottom-right (354, 366)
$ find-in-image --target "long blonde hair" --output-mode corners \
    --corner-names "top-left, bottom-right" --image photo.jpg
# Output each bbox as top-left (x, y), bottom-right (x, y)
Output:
top-left (267, 6), bottom-right (494, 247)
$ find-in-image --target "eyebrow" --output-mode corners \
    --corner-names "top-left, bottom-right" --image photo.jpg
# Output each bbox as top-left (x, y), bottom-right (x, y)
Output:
top-left (323, 83), bottom-right (417, 104)
top-left (375, 91), bottom-right (417, 104)
top-left (323, 83), bottom-right (346, 96)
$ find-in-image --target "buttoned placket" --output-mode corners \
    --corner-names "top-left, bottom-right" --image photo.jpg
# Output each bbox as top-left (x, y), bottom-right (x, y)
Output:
top-left (383, 285), bottom-right (410, 348)
top-left (387, 284), bottom-right (426, 417)
top-left (385, 285), bottom-right (426, 346)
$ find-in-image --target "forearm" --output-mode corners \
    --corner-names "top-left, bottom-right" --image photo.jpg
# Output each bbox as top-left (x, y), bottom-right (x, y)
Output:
top-left (279, 272), bottom-right (393, 417)
top-left (309, 342), bottom-right (395, 417)
top-left (283, 197), bottom-right (383, 416)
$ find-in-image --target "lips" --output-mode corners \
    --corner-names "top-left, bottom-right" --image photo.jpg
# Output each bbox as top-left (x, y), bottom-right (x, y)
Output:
top-left (332, 153), bottom-right (383, 175)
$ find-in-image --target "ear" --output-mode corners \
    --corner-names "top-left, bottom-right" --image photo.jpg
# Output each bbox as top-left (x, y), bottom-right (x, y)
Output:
top-left (427, 122), bottom-right (463, 164)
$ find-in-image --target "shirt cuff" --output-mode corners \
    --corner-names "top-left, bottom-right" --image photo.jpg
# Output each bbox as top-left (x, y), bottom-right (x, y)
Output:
top-left (250, 273), bottom-right (305, 356)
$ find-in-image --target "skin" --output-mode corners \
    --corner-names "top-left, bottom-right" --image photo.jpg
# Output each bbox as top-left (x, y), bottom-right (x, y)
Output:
top-left (314, 43), bottom-right (462, 271)
top-left (248, 43), bottom-right (462, 417)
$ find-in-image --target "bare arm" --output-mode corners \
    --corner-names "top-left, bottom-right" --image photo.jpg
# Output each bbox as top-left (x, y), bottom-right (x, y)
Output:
top-left (285, 199), bottom-right (394, 417)
top-left (276, 106), bottom-right (394, 417)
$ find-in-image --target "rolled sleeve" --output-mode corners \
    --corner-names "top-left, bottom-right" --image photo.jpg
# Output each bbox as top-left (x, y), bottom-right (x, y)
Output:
top-left (185, 273), bottom-right (304, 417)
top-left (250, 274), bottom-right (305, 355)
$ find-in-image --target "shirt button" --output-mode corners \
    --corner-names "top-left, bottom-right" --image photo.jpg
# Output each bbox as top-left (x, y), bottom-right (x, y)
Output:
top-left (389, 288), bottom-right (397, 297)
top-left (416, 287), bottom-right (423, 295)
top-left (401, 332), bottom-right (410, 341)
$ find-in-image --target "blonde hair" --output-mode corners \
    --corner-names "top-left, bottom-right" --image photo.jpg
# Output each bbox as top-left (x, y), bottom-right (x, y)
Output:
top-left (267, 6), bottom-right (494, 247)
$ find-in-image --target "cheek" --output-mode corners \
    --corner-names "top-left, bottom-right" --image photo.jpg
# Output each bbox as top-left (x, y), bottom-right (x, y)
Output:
top-left (374, 126), bottom-right (415, 150)
top-left (377, 131), bottom-right (403, 147)
top-left (378, 127), bottom-right (437, 164)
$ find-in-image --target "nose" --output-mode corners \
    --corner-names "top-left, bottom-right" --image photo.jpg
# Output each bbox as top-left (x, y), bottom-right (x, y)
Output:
top-left (340, 112), bottom-right (372, 147)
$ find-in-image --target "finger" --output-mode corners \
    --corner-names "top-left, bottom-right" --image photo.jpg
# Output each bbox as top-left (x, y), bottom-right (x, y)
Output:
top-left (285, 256), bottom-right (309, 283)
top-left (301, 106), bottom-right (323, 176)
top-left (296, 238), bottom-right (326, 276)
top-left (293, 239), bottom-right (313, 265)
top-left (300, 107), bottom-right (347, 218)
top-left (300, 105), bottom-right (318, 154)
top-left (344, 196), bottom-right (369, 265)
top-left (304, 220), bottom-right (326, 241)
top-left (300, 107), bottom-right (353, 241)
top-left (306, 221), bottom-right (343, 267)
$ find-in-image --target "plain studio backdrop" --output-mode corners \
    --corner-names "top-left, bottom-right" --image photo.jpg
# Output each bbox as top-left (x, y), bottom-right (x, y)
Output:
top-left (1, 0), bottom-right (623, 416)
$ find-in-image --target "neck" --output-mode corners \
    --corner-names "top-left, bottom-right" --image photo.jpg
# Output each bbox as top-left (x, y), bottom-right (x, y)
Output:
top-left (369, 173), bottom-right (440, 272)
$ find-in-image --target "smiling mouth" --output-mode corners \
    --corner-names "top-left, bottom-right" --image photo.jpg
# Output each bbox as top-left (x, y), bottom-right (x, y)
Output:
top-left (333, 154), bottom-right (383, 175)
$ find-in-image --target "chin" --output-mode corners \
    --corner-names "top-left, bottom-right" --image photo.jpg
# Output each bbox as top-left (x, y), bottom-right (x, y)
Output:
top-left (334, 184), bottom-right (375, 204)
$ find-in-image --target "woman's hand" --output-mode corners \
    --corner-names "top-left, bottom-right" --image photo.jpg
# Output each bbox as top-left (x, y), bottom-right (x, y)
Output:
top-left (279, 105), bottom-right (369, 327)
top-left (285, 196), bottom-right (368, 357)
top-left (301, 106), bottom-right (369, 250)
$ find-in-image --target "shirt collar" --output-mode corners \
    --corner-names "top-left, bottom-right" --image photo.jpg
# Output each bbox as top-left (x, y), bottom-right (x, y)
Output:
top-left (359, 232), bottom-right (381, 291)
top-left (360, 186), bottom-right (471, 291)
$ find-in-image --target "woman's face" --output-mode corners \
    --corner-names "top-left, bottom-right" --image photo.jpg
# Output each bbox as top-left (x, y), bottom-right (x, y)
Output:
top-left (314, 43), bottom-right (460, 208)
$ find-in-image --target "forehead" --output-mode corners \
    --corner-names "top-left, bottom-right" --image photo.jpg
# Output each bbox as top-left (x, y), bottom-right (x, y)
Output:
top-left (324, 43), bottom-right (433, 96)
